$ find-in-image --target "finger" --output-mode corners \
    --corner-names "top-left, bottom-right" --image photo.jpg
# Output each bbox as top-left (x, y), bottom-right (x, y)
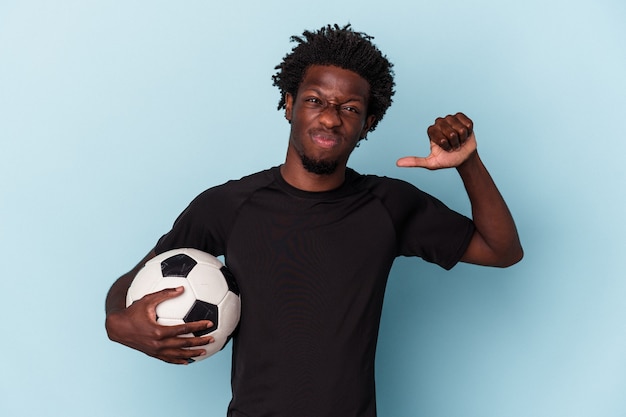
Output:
top-left (446, 113), bottom-right (473, 144)
top-left (396, 155), bottom-right (434, 169)
top-left (428, 118), bottom-right (463, 150)
top-left (428, 113), bottom-right (475, 151)
top-left (446, 119), bottom-right (468, 143)
top-left (156, 319), bottom-right (215, 339)
top-left (162, 334), bottom-right (215, 349)
top-left (427, 121), bottom-right (453, 151)
top-left (141, 286), bottom-right (185, 309)
top-left (156, 346), bottom-right (210, 365)
top-left (439, 120), bottom-right (461, 150)
top-left (156, 335), bottom-right (214, 364)
top-left (151, 334), bottom-right (213, 361)
top-left (453, 112), bottom-right (473, 135)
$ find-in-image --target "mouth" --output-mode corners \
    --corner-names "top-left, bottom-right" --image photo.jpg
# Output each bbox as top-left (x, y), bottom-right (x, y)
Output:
top-left (310, 130), bottom-right (341, 149)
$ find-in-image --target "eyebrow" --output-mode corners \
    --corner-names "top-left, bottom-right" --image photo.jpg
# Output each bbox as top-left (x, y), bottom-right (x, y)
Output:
top-left (301, 87), bottom-right (368, 104)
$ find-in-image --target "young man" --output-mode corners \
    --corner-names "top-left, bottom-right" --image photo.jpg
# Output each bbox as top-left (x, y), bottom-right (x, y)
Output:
top-left (105, 24), bottom-right (522, 417)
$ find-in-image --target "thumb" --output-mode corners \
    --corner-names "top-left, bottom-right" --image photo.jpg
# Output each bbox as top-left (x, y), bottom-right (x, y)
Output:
top-left (143, 286), bottom-right (185, 308)
top-left (396, 155), bottom-right (433, 169)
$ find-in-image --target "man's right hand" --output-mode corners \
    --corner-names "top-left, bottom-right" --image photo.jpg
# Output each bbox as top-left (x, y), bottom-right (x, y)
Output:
top-left (105, 286), bottom-right (214, 365)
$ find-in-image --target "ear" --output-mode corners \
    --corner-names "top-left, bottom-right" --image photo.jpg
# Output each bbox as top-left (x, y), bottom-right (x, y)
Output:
top-left (284, 93), bottom-right (294, 122)
top-left (360, 115), bottom-right (376, 138)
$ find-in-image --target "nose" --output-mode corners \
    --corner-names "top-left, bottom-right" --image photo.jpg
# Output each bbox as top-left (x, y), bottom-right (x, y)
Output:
top-left (318, 103), bottom-right (342, 128)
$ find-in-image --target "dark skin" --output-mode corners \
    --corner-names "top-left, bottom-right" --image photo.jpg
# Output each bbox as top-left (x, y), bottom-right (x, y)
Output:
top-left (280, 65), bottom-right (376, 191)
top-left (105, 64), bottom-right (522, 364)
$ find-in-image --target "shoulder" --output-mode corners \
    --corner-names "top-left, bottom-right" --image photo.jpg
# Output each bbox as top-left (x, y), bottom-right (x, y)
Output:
top-left (191, 167), bottom-right (277, 205)
top-left (348, 169), bottom-right (461, 222)
top-left (348, 169), bottom-right (430, 203)
top-left (155, 168), bottom-right (279, 255)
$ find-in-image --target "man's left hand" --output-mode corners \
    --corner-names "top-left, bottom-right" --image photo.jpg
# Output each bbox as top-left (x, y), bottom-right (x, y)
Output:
top-left (396, 112), bottom-right (477, 170)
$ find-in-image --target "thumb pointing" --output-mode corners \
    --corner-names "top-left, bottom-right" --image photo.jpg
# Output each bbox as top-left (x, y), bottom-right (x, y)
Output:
top-left (396, 156), bottom-right (431, 168)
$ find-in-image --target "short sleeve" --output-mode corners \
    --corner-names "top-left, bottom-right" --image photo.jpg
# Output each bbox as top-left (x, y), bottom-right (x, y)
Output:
top-left (368, 176), bottom-right (475, 270)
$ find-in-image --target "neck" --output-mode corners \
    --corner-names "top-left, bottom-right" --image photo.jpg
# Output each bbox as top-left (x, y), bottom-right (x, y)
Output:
top-left (280, 150), bottom-right (347, 192)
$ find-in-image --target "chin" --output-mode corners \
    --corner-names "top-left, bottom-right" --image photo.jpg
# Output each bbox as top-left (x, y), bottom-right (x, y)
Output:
top-left (300, 153), bottom-right (339, 175)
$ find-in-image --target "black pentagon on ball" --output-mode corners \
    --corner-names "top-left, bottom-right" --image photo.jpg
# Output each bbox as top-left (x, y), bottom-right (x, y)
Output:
top-left (161, 253), bottom-right (197, 278)
top-left (184, 300), bottom-right (218, 336)
top-left (220, 266), bottom-right (240, 296)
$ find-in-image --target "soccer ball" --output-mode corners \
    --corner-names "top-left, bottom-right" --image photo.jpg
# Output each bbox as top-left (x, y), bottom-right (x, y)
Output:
top-left (126, 248), bottom-right (241, 362)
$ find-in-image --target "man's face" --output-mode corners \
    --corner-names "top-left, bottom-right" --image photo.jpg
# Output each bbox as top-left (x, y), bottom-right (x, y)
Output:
top-left (285, 65), bottom-right (376, 175)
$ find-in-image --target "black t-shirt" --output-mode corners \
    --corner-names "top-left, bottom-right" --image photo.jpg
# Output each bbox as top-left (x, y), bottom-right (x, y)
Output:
top-left (155, 166), bottom-right (474, 417)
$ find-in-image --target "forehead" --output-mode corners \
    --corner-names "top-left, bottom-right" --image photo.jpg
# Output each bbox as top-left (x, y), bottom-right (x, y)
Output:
top-left (299, 65), bottom-right (370, 101)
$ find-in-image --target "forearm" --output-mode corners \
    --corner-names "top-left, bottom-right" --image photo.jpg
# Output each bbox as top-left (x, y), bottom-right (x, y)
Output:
top-left (457, 151), bottom-right (523, 267)
top-left (105, 250), bottom-right (156, 315)
top-left (105, 267), bottom-right (142, 345)
top-left (105, 273), bottom-right (135, 315)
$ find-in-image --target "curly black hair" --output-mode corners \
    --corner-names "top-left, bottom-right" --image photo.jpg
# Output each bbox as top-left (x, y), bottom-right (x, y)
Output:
top-left (272, 24), bottom-right (395, 133)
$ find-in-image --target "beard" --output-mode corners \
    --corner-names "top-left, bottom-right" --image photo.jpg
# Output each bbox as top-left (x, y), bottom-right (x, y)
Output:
top-left (300, 153), bottom-right (339, 175)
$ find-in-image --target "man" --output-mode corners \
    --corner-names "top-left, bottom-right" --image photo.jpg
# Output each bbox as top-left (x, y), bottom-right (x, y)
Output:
top-left (105, 24), bottom-right (522, 417)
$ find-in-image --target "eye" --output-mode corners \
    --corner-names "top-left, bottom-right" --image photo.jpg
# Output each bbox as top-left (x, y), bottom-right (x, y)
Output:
top-left (341, 105), bottom-right (360, 114)
top-left (304, 97), bottom-right (323, 105)
top-left (340, 105), bottom-right (363, 118)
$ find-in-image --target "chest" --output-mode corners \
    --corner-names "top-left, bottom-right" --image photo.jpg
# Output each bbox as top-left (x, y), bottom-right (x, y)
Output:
top-left (224, 191), bottom-right (397, 305)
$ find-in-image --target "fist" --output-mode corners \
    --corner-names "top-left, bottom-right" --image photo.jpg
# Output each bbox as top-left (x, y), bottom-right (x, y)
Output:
top-left (397, 112), bottom-right (477, 170)
top-left (428, 112), bottom-right (474, 152)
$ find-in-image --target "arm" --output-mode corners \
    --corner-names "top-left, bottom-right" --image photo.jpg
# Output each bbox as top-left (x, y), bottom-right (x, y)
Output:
top-left (456, 151), bottom-right (523, 266)
top-left (397, 113), bottom-right (523, 267)
top-left (105, 250), bottom-right (215, 364)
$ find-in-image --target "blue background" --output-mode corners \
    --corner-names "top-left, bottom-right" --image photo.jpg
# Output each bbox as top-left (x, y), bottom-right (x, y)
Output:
top-left (1, 1), bottom-right (625, 416)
